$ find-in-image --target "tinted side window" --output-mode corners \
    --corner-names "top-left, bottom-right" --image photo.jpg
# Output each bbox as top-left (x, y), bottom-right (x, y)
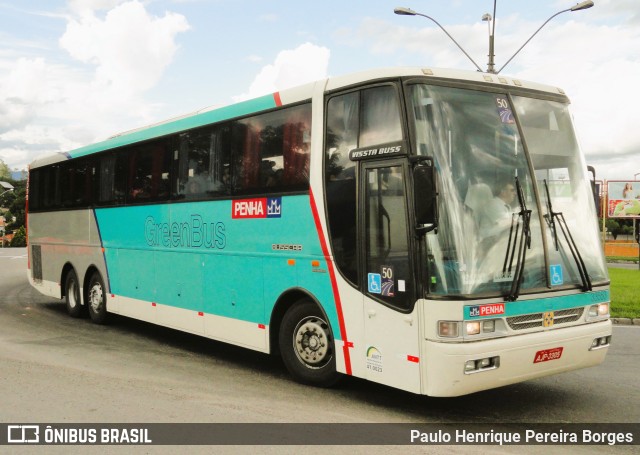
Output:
top-left (233, 104), bottom-right (311, 194)
top-left (60, 158), bottom-right (92, 208)
top-left (29, 168), bottom-right (42, 211)
top-left (177, 125), bottom-right (232, 199)
top-left (127, 141), bottom-right (171, 203)
top-left (43, 164), bottom-right (61, 210)
top-left (325, 92), bottom-right (359, 284)
top-left (95, 152), bottom-right (127, 206)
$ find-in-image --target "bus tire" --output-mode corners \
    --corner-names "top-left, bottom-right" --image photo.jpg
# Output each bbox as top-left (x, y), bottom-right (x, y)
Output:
top-left (64, 270), bottom-right (84, 318)
top-left (87, 272), bottom-right (107, 324)
top-left (279, 300), bottom-right (341, 387)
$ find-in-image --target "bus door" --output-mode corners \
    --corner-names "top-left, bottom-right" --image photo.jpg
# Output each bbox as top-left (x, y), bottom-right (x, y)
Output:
top-left (360, 159), bottom-right (421, 393)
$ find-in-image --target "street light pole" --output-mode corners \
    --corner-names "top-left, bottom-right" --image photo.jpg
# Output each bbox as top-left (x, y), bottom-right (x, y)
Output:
top-left (394, 7), bottom-right (483, 72)
top-left (482, 1), bottom-right (498, 73)
top-left (495, 0), bottom-right (594, 74)
top-left (395, 1), bottom-right (594, 74)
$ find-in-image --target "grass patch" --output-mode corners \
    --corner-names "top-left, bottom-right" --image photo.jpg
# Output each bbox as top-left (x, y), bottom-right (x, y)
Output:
top-left (608, 268), bottom-right (640, 319)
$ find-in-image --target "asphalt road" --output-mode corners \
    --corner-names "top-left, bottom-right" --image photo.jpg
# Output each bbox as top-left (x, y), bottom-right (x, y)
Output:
top-left (0, 248), bottom-right (638, 454)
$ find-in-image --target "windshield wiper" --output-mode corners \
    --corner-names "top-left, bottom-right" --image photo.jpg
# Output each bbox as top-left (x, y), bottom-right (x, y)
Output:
top-left (504, 177), bottom-right (532, 302)
top-left (543, 180), bottom-right (592, 292)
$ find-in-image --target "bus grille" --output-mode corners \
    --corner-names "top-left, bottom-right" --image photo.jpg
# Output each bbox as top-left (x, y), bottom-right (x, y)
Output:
top-left (507, 307), bottom-right (584, 330)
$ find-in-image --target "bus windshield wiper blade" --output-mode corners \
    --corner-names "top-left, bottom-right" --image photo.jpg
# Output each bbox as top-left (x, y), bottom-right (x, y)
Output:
top-left (505, 177), bottom-right (532, 302)
top-left (543, 179), bottom-right (592, 292)
top-left (543, 179), bottom-right (559, 251)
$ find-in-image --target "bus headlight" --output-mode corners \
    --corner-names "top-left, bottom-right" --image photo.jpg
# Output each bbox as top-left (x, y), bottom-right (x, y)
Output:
top-left (465, 320), bottom-right (496, 336)
top-left (482, 320), bottom-right (496, 333)
top-left (465, 322), bottom-right (480, 336)
top-left (438, 321), bottom-right (459, 337)
top-left (588, 303), bottom-right (609, 320)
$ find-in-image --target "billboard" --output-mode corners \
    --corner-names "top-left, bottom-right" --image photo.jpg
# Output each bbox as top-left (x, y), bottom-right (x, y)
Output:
top-left (607, 180), bottom-right (640, 218)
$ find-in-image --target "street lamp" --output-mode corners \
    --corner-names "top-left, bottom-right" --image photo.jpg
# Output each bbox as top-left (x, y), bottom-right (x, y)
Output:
top-left (482, 0), bottom-right (497, 74)
top-left (394, 7), bottom-right (483, 72)
top-left (395, 1), bottom-right (594, 74)
top-left (495, 0), bottom-right (594, 74)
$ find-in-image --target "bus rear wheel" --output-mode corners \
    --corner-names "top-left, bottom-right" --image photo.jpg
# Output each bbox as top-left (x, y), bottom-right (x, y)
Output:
top-left (87, 272), bottom-right (107, 324)
top-left (64, 270), bottom-right (84, 318)
top-left (279, 301), bottom-right (340, 387)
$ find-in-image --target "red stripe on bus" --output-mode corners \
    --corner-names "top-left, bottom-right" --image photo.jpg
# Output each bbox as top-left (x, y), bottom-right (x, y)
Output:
top-left (273, 92), bottom-right (282, 107)
top-left (407, 355), bottom-right (420, 363)
top-left (309, 189), bottom-right (352, 375)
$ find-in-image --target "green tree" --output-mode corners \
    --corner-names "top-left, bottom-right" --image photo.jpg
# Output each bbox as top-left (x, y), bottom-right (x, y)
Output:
top-left (0, 159), bottom-right (10, 181)
top-left (606, 219), bottom-right (621, 240)
top-left (10, 226), bottom-right (26, 247)
top-left (7, 184), bottom-right (25, 230)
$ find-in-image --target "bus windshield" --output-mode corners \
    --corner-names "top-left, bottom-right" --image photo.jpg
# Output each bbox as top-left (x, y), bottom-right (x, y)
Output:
top-left (408, 83), bottom-right (607, 298)
top-left (513, 95), bottom-right (608, 290)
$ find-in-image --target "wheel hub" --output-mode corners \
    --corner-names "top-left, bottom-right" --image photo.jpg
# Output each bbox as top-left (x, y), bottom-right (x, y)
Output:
top-left (294, 317), bottom-right (330, 366)
top-left (89, 283), bottom-right (103, 312)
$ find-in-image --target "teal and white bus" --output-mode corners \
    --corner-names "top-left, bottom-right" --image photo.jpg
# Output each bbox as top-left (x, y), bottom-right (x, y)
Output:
top-left (27, 67), bottom-right (611, 397)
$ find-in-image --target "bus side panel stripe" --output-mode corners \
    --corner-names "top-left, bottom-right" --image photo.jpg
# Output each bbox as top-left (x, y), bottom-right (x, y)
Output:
top-left (309, 189), bottom-right (352, 375)
top-left (273, 92), bottom-right (282, 107)
top-left (92, 208), bottom-right (112, 294)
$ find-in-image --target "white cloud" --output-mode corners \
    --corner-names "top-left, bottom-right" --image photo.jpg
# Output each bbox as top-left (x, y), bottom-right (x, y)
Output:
top-left (234, 43), bottom-right (330, 102)
top-left (0, 1), bottom-right (190, 170)
top-left (67, 0), bottom-right (126, 16)
top-left (59, 0), bottom-right (190, 95)
top-left (498, 20), bottom-right (640, 179)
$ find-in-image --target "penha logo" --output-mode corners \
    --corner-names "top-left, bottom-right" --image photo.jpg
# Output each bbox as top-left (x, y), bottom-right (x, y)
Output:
top-left (469, 303), bottom-right (505, 318)
top-left (232, 197), bottom-right (282, 219)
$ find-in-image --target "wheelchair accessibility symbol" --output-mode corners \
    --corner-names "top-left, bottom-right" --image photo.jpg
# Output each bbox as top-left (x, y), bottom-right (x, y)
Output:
top-left (550, 264), bottom-right (563, 286)
top-left (368, 273), bottom-right (382, 294)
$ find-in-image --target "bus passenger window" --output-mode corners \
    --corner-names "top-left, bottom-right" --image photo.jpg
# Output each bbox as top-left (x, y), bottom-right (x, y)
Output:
top-left (127, 142), bottom-right (170, 203)
top-left (178, 125), bottom-right (231, 199)
top-left (232, 104), bottom-right (310, 194)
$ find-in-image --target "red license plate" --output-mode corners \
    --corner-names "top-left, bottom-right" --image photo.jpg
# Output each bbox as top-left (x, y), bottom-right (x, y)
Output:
top-left (533, 347), bottom-right (564, 363)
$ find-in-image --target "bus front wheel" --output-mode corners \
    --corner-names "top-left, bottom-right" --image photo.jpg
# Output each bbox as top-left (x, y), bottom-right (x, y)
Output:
top-left (64, 270), bottom-right (84, 318)
top-left (279, 301), bottom-right (340, 387)
top-left (87, 272), bottom-right (107, 324)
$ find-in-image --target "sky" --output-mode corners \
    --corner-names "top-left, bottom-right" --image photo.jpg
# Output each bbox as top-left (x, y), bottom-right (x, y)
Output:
top-left (0, 0), bottom-right (638, 181)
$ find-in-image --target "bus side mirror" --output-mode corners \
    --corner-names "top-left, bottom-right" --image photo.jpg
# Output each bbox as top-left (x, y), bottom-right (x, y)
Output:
top-left (412, 157), bottom-right (438, 235)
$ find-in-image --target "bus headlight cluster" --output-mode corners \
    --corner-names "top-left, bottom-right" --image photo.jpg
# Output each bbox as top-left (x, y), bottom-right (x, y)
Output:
top-left (439, 320), bottom-right (501, 338)
top-left (465, 320), bottom-right (496, 336)
top-left (587, 303), bottom-right (609, 320)
top-left (464, 356), bottom-right (500, 374)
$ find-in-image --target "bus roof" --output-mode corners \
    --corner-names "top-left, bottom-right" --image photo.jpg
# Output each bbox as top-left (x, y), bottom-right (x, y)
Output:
top-left (29, 67), bottom-right (566, 169)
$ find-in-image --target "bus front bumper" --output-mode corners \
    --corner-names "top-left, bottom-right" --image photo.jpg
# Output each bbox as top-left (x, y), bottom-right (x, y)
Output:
top-left (422, 320), bottom-right (612, 397)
